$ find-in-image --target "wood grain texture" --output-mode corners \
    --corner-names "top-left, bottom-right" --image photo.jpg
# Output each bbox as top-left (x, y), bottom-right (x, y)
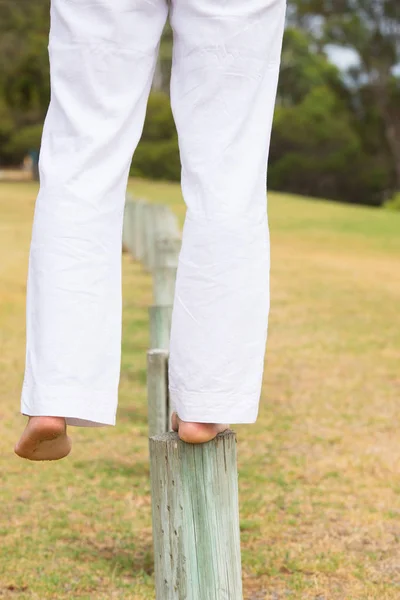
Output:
top-left (150, 431), bottom-right (243, 600)
top-left (147, 349), bottom-right (169, 437)
top-left (149, 305), bottom-right (173, 350)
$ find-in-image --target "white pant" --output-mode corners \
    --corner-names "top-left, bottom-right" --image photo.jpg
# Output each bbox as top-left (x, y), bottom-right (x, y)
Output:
top-left (21, 0), bottom-right (286, 427)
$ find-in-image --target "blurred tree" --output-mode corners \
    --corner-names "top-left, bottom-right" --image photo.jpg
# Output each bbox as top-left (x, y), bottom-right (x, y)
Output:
top-left (131, 92), bottom-right (180, 181)
top-left (0, 0), bottom-right (397, 205)
top-left (5, 124), bottom-right (43, 163)
top-left (278, 27), bottom-right (347, 106)
top-left (270, 84), bottom-right (389, 204)
top-left (289, 0), bottom-right (400, 190)
top-left (0, 0), bottom-right (49, 164)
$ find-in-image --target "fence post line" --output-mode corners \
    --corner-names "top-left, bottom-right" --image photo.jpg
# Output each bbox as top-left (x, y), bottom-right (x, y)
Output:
top-left (152, 237), bottom-right (181, 306)
top-left (129, 199), bottom-right (140, 260)
top-left (152, 268), bottom-right (176, 307)
top-left (149, 431), bottom-right (243, 600)
top-left (129, 193), bottom-right (243, 599)
top-left (142, 203), bottom-right (156, 271)
top-left (155, 205), bottom-right (181, 241)
top-left (154, 237), bottom-right (181, 269)
top-left (139, 202), bottom-right (181, 270)
top-left (148, 305), bottom-right (173, 351)
top-left (134, 199), bottom-right (146, 262)
top-left (122, 196), bottom-right (135, 255)
top-left (122, 200), bottom-right (129, 253)
top-left (147, 349), bottom-right (169, 437)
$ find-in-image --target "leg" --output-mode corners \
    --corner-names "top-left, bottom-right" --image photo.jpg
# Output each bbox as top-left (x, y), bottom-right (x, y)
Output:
top-left (168, 0), bottom-right (286, 441)
top-left (16, 0), bottom-right (168, 460)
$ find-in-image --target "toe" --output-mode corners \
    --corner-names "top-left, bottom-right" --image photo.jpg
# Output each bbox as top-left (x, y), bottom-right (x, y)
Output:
top-left (178, 422), bottom-right (227, 444)
top-left (171, 413), bottom-right (229, 444)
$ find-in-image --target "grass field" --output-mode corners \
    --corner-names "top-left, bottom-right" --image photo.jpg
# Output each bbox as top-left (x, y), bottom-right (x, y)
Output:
top-left (0, 179), bottom-right (399, 599)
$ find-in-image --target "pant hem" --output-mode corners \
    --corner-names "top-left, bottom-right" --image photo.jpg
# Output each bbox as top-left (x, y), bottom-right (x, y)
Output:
top-left (169, 387), bottom-right (260, 424)
top-left (21, 382), bottom-right (117, 427)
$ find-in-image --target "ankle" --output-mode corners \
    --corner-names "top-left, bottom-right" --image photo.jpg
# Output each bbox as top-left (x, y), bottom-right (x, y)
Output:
top-left (29, 416), bottom-right (66, 434)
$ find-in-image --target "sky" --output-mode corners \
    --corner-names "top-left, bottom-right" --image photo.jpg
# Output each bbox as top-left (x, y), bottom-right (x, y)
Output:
top-left (326, 43), bottom-right (400, 76)
top-left (326, 45), bottom-right (360, 71)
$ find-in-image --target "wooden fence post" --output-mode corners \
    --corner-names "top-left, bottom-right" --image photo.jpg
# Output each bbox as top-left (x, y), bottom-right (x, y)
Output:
top-left (122, 196), bottom-right (135, 255)
top-left (149, 305), bottom-right (173, 350)
top-left (138, 196), bottom-right (243, 600)
top-left (148, 237), bottom-right (181, 350)
top-left (156, 205), bottom-right (180, 241)
top-left (152, 268), bottom-right (177, 307)
top-left (147, 349), bottom-right (169, 437)
top-left (134, 199), bottom-right (147, 262)
top-left (152, 237), bottom-right (181, 305)
top-left (143, 205), bottom-right (180, 272)
top-left (143, 204), bottom-right (162, 271)
top-left (154, 236), bottom-right (181, 269)
top-left (149, 431), bottom-right (243, 600)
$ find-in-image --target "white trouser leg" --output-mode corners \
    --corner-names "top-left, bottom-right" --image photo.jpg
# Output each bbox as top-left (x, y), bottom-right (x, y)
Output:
top-left (168, 0), bottom-right (286, 423)
top-left (21, 0), bottom-right (168, 426)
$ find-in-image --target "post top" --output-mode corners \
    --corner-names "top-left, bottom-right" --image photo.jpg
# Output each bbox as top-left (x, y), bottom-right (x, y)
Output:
top-left (147, 348), bottom-right (169, 357)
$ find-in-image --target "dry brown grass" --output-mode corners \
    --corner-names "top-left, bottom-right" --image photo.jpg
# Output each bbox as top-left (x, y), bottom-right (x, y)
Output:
top-left (0, 179), bottom-right (399, 599)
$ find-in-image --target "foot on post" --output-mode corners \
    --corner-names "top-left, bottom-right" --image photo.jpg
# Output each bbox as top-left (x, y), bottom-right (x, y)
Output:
top-left (171, 412), bottom-right (229, 444)
top-left (14, 416), bottom-right (72, 461)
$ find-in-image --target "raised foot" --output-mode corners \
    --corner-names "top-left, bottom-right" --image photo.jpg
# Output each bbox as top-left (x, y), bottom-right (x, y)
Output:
top-left (14, 416), bottom-right (72, 461)
top-left (171, 412), bottom-right (229, 444)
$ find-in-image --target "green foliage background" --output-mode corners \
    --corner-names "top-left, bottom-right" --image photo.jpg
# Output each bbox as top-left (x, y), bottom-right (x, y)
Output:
top-left (0, 0), bottom-right (399, 206)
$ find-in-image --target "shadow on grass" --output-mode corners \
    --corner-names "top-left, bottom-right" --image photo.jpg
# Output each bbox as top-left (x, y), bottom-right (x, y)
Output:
top-left (66, 534), bottom-right (155, 578)
top-left (73, 458), bottom-right (150, 479)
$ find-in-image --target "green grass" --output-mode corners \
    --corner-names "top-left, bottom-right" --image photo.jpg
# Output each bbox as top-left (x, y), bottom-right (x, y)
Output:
top-left (1, 179), bottom-right (400, 599)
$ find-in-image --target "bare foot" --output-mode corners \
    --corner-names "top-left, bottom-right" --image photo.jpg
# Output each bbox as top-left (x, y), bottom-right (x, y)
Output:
top-left (171, 412), bottom-right (229, 444)
top-left (14, 416), bottom-right (72, 461)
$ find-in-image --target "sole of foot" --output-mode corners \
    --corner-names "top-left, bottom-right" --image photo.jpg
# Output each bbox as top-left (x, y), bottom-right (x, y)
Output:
top-left (14, 416), bottom-right (72, 461)
top-left (171, 412), bottom-right (229, 444)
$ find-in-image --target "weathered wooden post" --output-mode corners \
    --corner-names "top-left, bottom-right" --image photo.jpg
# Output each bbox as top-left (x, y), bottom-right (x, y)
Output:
top-left (133, 198), bottom-right (147, 262)
top-left (155, 204), bottom-right (180, 241)
top-left (142, 204), bottom-right (159, 271)
top-left (147, 349), bottom-right (169, 437)
top-left (149, 431), bottom-right (243, 600)
top-left (143, 205), bottom-right (180, 272)
top-left (154, 236), bottom-right (181, 269)
top-left (144, 200), bottom-right (243, 598)
top-left (148, 236), bottom-right (181, 351)
top-left (122, 196), bottom-right (135, 254)
top-left (152, 237), bottom-right (181, 305)
top-left (149, 305), bottom-right (173, 350)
